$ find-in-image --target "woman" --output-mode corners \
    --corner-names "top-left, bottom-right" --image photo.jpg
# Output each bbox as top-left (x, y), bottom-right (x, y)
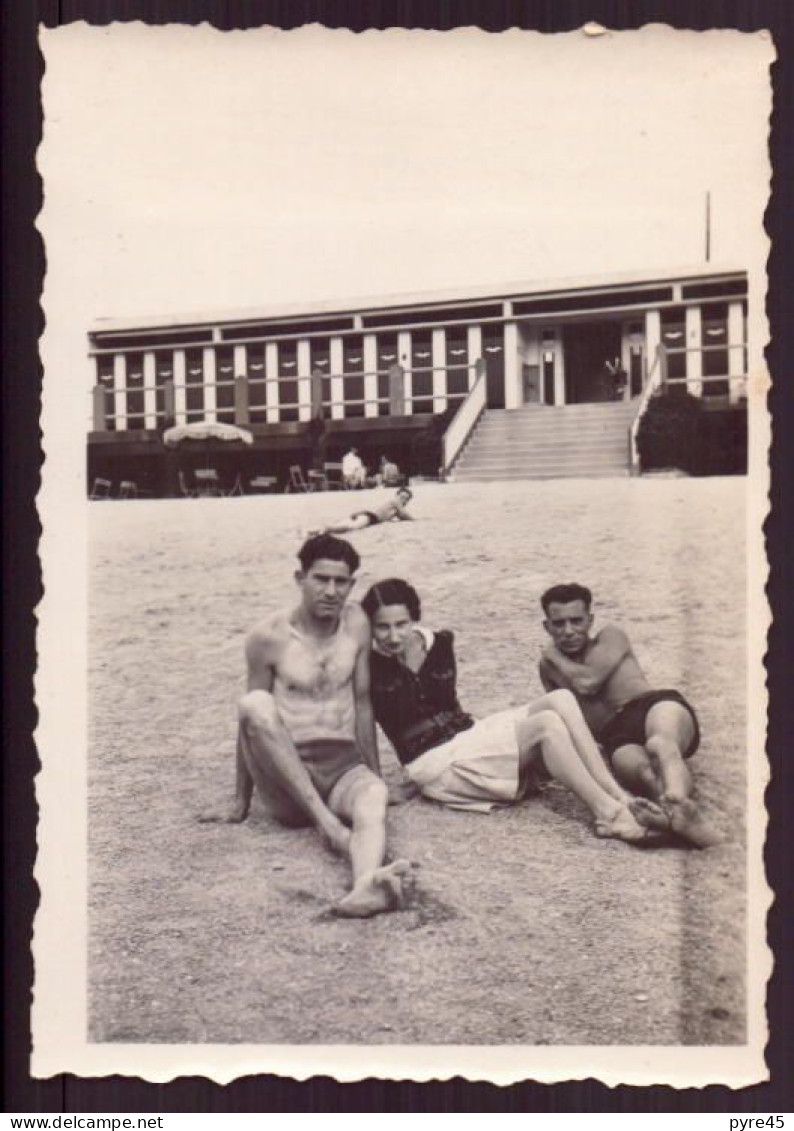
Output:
top-left (361, 578), bottom-right (667, 844)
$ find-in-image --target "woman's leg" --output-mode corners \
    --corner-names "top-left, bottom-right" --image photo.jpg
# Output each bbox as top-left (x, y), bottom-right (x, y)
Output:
top-left (524, 689), bottom-right (627, 802)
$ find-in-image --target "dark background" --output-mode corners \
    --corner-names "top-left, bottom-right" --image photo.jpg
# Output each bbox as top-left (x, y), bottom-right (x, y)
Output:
top-left (4, 0), bottom-right (792, 1114)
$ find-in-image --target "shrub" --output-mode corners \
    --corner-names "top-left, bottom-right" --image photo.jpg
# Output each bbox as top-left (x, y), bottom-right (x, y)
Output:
top-left (636, 391), bottom-right (703, 474)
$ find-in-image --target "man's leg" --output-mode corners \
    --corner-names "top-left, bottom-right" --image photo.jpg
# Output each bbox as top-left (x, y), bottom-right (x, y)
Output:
top-left (644, 702), bottom-right (719, 847)
top-left (610, 743), bottom-right (660, 799)
top-left (515, 711), bottom-right (660, 843)
top-left (237, 689), bottom-right (351, 855)
top-left (328, 768), bottom-right (411, 917)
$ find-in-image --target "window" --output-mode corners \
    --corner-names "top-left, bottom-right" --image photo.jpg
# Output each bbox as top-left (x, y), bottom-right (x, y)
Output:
top-left (376, 335), bottom-right (398, 416)
top-left (125, 352), bottom-right (145, 430)
top-left (309, 339), bottom-right (332, 415)
top-left (661, 307), bottom-right (686, 387)
top-left (185, 349), bottom-right (205, 420)
top-left (445, 328), bottom-right (469, 404)
top-left (154, 351), bottom-right (173, 421)
top-left (277, 342), bottom-right (299, 423)
top-left (96, 356), bottom-right (115, 431)
top-left (246, 344), bottom-right (267, 423)
top-left (343, 337), bottom-right (365, 418)
top-left (482, 325), bottom-right (505, 409)
top-left (701, 302), bottom-right (729, 395)
top-left (411, 331), bottom-right (433, 414)
top-left (215, 347), bottom-right (236, 423)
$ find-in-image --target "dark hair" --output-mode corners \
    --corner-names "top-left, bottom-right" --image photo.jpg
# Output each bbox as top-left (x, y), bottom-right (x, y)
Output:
top-left (397, 487), bottom-right (413, 501)
top-left (540, 583), bottom-right (593, 614)
top-left (298, 534), bottom-right (360, 574)
top-left (361, 578), bottom-right (421, 623)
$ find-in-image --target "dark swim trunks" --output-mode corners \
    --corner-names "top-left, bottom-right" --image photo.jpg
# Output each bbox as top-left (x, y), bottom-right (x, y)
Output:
top-left (296, 739), bottom-right (366, 799)
top-left (351, 510), bottom-right (378, 526)
top-left (598, 689), bottom-right (700, 760)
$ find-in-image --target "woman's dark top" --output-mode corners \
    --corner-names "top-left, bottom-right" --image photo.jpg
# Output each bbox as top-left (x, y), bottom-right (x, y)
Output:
top-left (369, 629), bottom-right (475, 765)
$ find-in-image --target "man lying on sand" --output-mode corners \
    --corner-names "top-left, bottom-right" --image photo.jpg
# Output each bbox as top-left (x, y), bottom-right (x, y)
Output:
top-left (199, 534), bottom-right (410, 918)
top-left (538, 582), bottom-right (719, 848)
top-left (361, 578), bottom-right (668, 844)
top-left (311, 488), bottom-right (413, 537)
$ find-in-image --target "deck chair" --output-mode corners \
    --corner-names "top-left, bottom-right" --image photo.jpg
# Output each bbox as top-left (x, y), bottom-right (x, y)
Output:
top-left (119, 480), bottom-right (138, 499)
top-left (223, 475), bottom-right (244, 497)
top-left (178, 471), bottom-right (197, 498)
top-left (249, 475), bottom-right (278, 493)
top-left (323, 462), bottom-right (346, 490)
top-left (90, 477), bottom-right (112, 500)
top-left (194, 468), bottom-right (222, 497)
top-left (307, 468), bottom-right (328, 491)
top-left (288, 465), bottom-right (312, 492)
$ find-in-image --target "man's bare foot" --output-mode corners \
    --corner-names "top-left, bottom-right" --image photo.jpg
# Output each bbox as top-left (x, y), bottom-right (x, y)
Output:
top-left (197, 804), bottom-right (248, 824)
top-left (594, 805), bottom-right (665, 845)
top-left (334, 860), bottom-right (412, 919)
top-left (663, 797), bottom-right (722, 848)
top-left (628, 796), bottom-right (672, 832)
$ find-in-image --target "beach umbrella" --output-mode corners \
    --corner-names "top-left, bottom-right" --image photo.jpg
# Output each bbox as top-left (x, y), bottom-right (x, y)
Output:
top-left (162, 421), bottom-right (254, 447)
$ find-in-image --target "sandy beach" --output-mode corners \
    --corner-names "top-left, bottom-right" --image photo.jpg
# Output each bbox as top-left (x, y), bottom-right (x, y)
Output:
top-left (88, 477), bottom-right (747, 1046)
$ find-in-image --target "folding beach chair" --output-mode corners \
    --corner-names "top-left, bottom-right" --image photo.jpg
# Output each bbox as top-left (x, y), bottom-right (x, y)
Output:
top-left (178, 471), bottom-right (197, 498)
top-left (288, 465), bottom-right (312, 492)
top-left (223, 475), bottom-right (244, 497)
top-left (90, 477), bottom-right (112, 500)
top-left (323, 462), bottom-right (346, 490)
top-left (119, 480), bottom-right (138, 499)
top-left (249, 475), bottom-right (278, 493)
top-left (194, 468), bottom-right (222, 497)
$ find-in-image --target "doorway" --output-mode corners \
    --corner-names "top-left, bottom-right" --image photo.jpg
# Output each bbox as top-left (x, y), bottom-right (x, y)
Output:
top-left (562, 321), bottom-right (623, 403)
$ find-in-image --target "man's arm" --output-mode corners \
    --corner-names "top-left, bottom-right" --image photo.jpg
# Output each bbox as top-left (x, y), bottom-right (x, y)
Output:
top-left (542, 625), bottom-right (631, 697)
top-left (351, 612), bottom-right (381, 776)
top-left (538, 656), bottom-right (562, 693)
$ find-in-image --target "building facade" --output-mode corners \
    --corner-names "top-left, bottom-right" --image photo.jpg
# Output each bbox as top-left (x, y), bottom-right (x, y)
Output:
top-left (87, 266), bottom-right (748, 493)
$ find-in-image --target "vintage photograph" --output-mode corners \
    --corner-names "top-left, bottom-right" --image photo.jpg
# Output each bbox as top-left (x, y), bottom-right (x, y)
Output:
top-left (34, 24), bottom-right (771, 1084)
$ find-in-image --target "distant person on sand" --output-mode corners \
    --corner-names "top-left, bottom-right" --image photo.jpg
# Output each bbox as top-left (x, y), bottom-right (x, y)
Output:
top-left (341, 447), bottom-right (367, 489)
top-left (199, 535), bottom-right (410, 918)
top-left (312, 488), bottom-right (414, 537)
top-left (538, 583), bottom-right (719, 847)
top-left (377, 455), bottom-right (403, 487)
top-left (361, 578), bottom-right (667, 844)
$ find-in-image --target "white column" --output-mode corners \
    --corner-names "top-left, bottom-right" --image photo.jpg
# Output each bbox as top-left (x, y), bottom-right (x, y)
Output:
top-left (297, 339), bottom-right (312, 422)
top-left (551, 339), bottom-right (565, 406)
top-left (503, 322), bottom-right (520, 409)
top-left (173, 350), bottom-right (187, 424)
top-left (203, 347), bottom-right (217, 420)
top-left (233, 344), bottom-right (247, 377)
top-left (363, 334), bottom-right (378, 418)
top-left (113, 354), bottom-right (126, 430)
top-left (265, 342), bottom-right (280, 423)
top-left (645, 310), bottom-right (661, 386)
top-left (143, 351), bottom-right (156, 428)
top-left (467, 325), bottom-right (482, 390)
top-left (329, 337), bottom-right (345, 420)
top-left (398, 331), bottom-right (412, 413)
top-left (432, 328), bottom-right (446, 413)
top-left (727, 300), bottom-right (745, 404)
top-left (685, 305), bottom-right (703, 397)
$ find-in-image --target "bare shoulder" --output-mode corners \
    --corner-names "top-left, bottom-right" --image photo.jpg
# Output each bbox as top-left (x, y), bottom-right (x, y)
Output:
top-left (245, 610), bottom-right (290, 662)
top-left (344, 602), bottom-right (372, 645)
top-left (595, 623), bottom-right (631, 647)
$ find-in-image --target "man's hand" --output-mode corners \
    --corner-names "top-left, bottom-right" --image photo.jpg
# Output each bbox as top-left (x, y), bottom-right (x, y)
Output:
top-left (197, 801), bottom-right (249, 824)
top-left (388, 779), bottom-right (420, 805)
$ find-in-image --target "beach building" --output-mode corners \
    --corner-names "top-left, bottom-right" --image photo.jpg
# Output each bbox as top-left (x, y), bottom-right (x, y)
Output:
top-left (87, 265), bottom-right (748, 495)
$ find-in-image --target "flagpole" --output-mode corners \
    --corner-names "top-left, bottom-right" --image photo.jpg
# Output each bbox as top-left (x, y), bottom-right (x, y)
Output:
top-left (705, 191), bottom-right (711, 262)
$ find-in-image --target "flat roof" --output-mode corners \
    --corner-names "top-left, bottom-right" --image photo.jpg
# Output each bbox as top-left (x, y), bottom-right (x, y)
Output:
top-left (91, 263), bottom-right (747, 336)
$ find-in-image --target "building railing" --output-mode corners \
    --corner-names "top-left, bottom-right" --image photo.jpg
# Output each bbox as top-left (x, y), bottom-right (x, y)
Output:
top-left (441, 359), bottom-right (487, 476)
top-left (89, 362), bottom-right (478, 432)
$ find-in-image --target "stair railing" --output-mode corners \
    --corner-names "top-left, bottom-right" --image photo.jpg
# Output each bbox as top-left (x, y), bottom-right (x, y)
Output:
top-left (628, 345), bottom-right (664, 475)
top-left (441, 359), bottom-right (487, 478)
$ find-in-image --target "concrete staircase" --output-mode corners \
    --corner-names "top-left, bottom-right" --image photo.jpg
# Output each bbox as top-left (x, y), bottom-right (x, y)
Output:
top-left (450, 400), bottom-right (637, 482)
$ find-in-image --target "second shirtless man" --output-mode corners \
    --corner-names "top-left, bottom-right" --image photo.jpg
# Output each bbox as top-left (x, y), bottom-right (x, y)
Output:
top-left (201, 533), bottom-right (410, 917)
top-left (538, 583), bottom-right (719, 848)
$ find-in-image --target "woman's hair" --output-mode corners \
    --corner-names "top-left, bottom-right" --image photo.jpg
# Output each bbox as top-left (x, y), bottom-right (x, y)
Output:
top-left (361, 578), bottom-right (421, 623)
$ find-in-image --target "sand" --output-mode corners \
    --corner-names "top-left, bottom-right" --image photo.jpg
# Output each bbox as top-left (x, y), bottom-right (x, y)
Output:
top-left (88, 477), bottom-right (747, 1045)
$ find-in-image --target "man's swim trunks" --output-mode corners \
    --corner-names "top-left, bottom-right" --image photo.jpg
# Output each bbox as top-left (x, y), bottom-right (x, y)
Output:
top-left (351, 510), bottom-right (378, 527)
top-left (295, 739), bottom-right (366, 798)
top-left (598, 689), bottom-right (700, 759)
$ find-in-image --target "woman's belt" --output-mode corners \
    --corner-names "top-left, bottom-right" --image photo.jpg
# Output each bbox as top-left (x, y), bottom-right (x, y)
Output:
top-left (400, 711), bottom-right (475, 761)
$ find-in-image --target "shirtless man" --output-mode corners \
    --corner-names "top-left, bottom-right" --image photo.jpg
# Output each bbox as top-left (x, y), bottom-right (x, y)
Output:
top-left (200, 533), bottom-right (410, 917)
top-left (312, 488), bottom-right (413, 537)
top-left (538, 583), bottom-right (719, 848)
